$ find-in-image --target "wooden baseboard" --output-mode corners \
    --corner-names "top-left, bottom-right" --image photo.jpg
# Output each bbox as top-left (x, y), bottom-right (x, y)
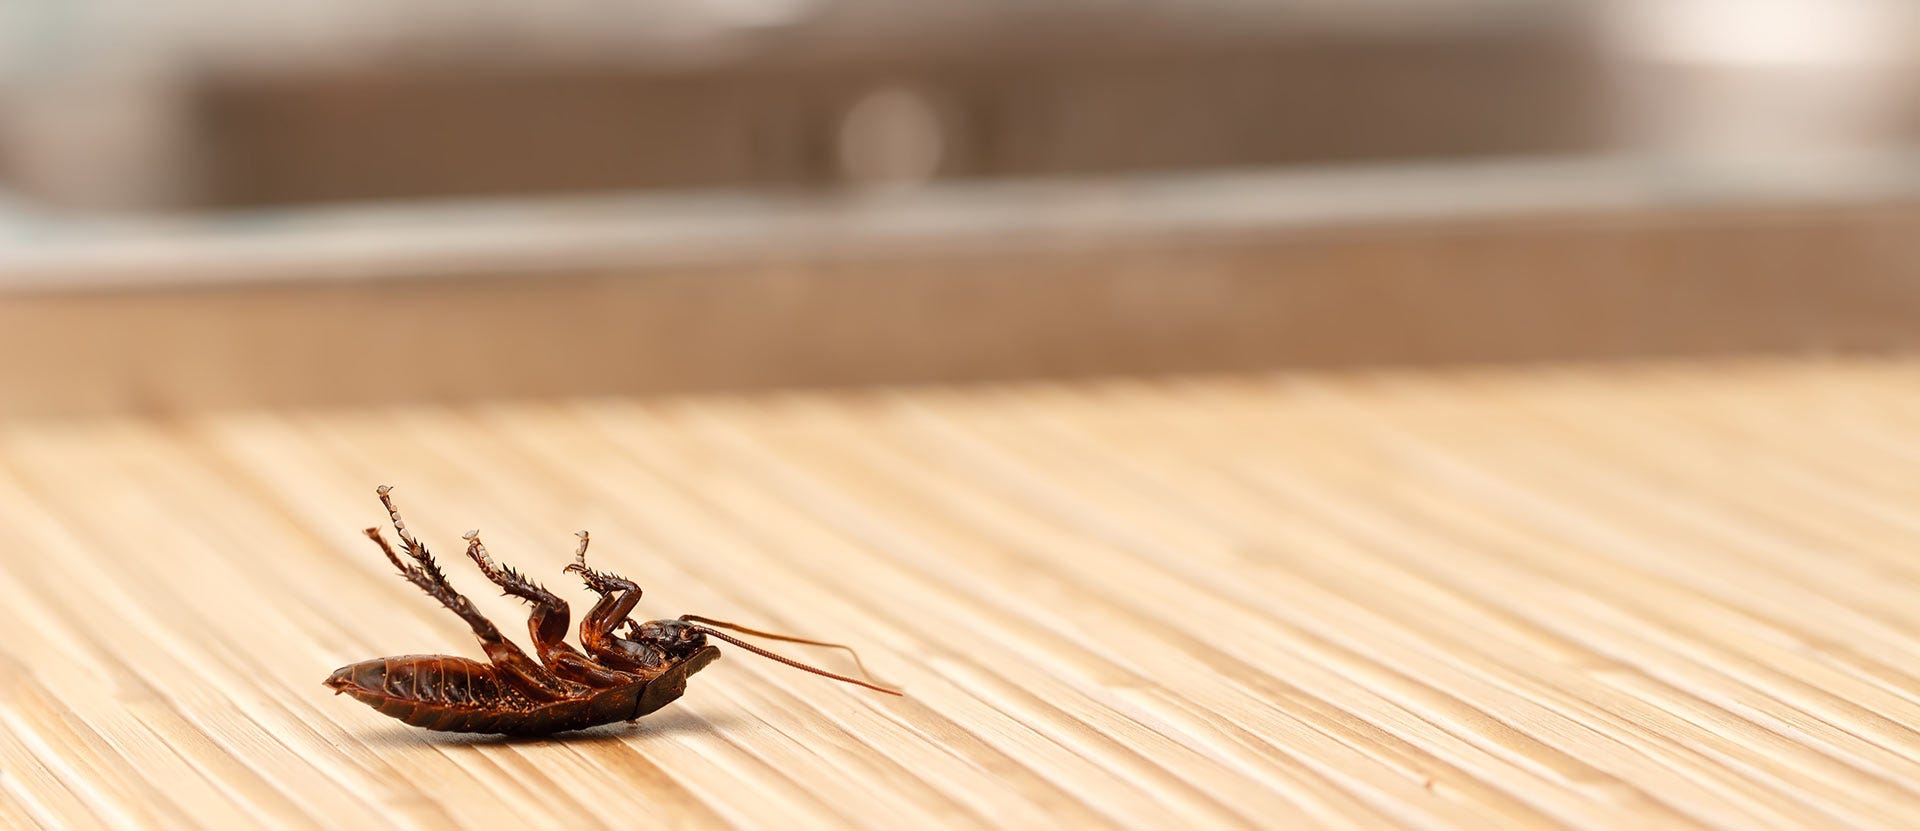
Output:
top-left (4, 157), bottom-right (1920, 416)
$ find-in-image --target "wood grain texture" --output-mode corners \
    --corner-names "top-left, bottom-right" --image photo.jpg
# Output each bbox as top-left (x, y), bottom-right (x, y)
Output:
top-left (4, 357), bottom-right (1920, 829)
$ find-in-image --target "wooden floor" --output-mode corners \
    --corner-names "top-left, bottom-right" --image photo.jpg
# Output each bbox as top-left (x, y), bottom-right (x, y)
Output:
top-left (5, 357), bottom-right (1920, 829)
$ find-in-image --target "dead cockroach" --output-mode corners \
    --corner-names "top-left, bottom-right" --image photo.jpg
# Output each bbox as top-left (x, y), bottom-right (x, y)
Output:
top-left (325, 486), bottom-right (900, 735)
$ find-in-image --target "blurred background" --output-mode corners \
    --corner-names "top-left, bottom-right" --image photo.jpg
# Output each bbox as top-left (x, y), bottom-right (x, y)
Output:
top-left (10, 6), bottom-right (1920, 826)
top-left (2, 0), bottom-right (1919, 413)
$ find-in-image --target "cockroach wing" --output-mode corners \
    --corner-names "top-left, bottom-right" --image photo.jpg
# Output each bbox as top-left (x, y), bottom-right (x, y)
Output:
top-left (635, 645), bottom-right (721, 718)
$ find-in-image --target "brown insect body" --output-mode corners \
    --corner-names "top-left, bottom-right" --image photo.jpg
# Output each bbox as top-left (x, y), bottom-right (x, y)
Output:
top-left (326, 650), bottom-right (718, 734)
top-left (325, 487), bottom-right (897, 735)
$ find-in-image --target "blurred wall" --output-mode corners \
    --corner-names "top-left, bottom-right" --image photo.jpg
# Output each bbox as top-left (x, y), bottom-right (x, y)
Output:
top-left (190, 27), bottom-right (1601, 207)
top-left (1604, 0), bottom-right (1920, 160)
top-left (8, 1), bottom-right (1920, 213)
top-left (2, 0), bottom-right (1607, 210)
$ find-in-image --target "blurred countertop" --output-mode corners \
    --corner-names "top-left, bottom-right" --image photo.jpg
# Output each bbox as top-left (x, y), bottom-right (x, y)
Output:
top-left (2, 155), bottom-right (1919, 418)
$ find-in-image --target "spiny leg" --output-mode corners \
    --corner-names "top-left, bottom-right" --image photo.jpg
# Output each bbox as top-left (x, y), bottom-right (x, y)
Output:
top-left (369, 486), bottom-right (580, 700)
top-left (564, 531), bottom-right (646, 662)
top-left (564, 530), bottom-right (639, 597)
top-left (461, 528), bottom-right (571, 649)
top-left (462, 529), bottom-right (629, 687)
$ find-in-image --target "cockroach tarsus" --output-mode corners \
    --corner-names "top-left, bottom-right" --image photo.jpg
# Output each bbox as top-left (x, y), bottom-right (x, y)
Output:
top-left (324, 486), bottom-right (900, 735)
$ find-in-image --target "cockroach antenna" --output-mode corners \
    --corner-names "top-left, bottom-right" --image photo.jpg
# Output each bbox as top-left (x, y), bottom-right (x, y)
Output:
top-left (681, 622), bottom-right (903, 696)
top-left (680, 614), bottom-right (887, 685)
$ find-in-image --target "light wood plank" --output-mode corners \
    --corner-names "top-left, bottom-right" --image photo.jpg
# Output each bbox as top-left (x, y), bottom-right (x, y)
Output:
top-left (1, 357), bottom-right (1919, 828)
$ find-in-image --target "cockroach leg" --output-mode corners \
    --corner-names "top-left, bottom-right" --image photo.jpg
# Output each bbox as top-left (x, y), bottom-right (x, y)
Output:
top-left (563, 531), bottom-right (647, 664)
top-left (368, 488), bottom-right (581, 701)
top-left (563, 530), bottom-right (639, 597)
top-left (464, 529), bottom-right (632, 688)
top-left (463, 529), bottom-right (574, 656)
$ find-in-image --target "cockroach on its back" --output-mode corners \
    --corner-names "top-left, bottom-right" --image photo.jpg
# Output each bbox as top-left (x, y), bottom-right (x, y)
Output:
top-left (325, 486), bottom-right (899, 735)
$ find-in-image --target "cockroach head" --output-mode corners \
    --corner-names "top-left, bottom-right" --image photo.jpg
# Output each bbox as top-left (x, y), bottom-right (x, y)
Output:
top-left (632, 618), bottom-right (708, 658)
